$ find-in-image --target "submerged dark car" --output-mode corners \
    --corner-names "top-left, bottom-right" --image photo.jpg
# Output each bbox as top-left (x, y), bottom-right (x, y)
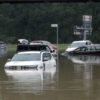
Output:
top-left (0, 41), bottom-right (7, 49)
top-left (17, 43), bottom-right (54, 53)
top-left (16, 43), bottom-right (57, 57)
top-left (0, 41), bottom-right (7, 57)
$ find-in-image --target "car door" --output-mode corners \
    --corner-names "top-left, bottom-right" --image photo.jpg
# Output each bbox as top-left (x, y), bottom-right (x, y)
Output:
top-left (42, 52), bottom-right (56, 71)
top-left (42, 53), bottom-right (51, 66)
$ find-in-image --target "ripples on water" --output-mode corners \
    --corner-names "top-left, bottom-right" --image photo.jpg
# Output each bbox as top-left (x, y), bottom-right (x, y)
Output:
top-left (1, 51), bottom-right (100, 100)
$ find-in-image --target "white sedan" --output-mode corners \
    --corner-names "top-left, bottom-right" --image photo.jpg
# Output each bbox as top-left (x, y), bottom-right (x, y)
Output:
top-left (5, 51), bottom-right (56, 71)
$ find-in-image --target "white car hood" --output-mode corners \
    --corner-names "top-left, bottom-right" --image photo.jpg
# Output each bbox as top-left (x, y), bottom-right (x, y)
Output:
top-left (5, 61), bottom-right (43, 67)
top-left (66, 47), bottom-right (77, 52)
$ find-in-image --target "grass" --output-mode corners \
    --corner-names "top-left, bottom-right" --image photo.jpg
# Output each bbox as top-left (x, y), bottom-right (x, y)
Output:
top-left (7, 44), bottom-right (69, 52)
top-left (58, 44), bottom-right (69, 52)
top-left (7, 44), bottom-right (17, 52)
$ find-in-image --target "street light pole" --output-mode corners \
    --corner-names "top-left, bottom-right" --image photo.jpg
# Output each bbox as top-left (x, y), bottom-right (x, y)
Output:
top-left (51, 24), bottom-right (59, 60)
top-left (51, 24), bottom-right (59, 89)
top-left (51, 24), bottom-right (59, 73)
top-left (57, 25), bottom-right (58, 59)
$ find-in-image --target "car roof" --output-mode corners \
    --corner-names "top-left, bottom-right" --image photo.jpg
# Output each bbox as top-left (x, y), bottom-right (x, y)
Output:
top-left (72, 40), bottom-right (91, 43)
top-left (29, 43), bottom-right (47, 45)
top-left (31, 40), bottom-right (47, 42)
top-left (18, 43), bottom-right (48, 46)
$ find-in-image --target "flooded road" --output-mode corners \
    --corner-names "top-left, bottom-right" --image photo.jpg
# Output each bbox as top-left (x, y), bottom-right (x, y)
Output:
top-left (0, 51), bottom-right (100, 100)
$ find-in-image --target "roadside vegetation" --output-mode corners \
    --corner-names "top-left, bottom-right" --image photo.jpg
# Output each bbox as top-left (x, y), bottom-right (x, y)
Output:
top-left (56, 44), bottom-right (69, 52)
top-left (7, 44), bottom-right (17, 52)
top-left (0, 3), bottom-right (100, 44)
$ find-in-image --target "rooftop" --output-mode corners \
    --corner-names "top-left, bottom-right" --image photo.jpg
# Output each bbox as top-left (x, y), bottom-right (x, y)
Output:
top-left (72, 40), bottom-right (92, 43)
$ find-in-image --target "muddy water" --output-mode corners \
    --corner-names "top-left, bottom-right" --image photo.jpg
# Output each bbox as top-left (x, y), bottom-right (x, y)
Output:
top-left (0, 51), bottom-right (100, 100)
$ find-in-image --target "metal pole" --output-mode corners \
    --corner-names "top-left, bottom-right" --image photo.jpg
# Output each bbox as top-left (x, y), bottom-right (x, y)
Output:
top-left (83, 21), bottom-right (86, 40)
top-left (57, 26), bottom-right (58, 61)
top-left (50, 24), bottom-right (59, 89)
top-left (56, 26), bottom-right (59, 73)
top-left (84, 30), bottom-right (86, 40)
top-left (56, 25), bottom-right (59, 90)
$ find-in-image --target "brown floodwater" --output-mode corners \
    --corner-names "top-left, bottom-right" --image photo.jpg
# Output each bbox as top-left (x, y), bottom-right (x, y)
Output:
top-left (0, 51), bottom-right (100, 100)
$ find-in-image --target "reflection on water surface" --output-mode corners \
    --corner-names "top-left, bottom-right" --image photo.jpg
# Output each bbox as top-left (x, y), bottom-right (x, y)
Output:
top-left (4, 67), bottom-right (56, 94)
top-left (67, 54), bottom-right (100, 64)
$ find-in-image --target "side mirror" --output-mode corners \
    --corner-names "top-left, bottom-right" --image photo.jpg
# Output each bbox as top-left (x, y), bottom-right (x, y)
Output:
top-left (51, 50), bottom-right (55, 53)
top-left (7, 58), bottom-right (11, 62)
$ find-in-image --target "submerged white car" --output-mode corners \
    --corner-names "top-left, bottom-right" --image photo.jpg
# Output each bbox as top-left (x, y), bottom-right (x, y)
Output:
top-left (5, 51), bottom-right (56, 70)
top-left (66, 40), bottom-right (93, 53)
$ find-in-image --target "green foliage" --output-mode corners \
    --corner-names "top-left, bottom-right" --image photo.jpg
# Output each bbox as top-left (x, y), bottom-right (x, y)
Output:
top-left (0, 3), bottom-right (100, 43)
top-left (7, 44), bottom-right (17, 52)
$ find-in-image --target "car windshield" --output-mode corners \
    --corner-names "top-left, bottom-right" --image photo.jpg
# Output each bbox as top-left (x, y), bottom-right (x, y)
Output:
top-left (70, 42), bottom-right (85, 48)
top-left (11, 53), bottom-right (41, 61)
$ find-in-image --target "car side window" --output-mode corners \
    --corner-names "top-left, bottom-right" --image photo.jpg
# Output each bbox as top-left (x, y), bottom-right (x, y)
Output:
top-left (46, 47), bottom-right (50, 52)
top-left (43, 53), bottom-right (51, 61)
